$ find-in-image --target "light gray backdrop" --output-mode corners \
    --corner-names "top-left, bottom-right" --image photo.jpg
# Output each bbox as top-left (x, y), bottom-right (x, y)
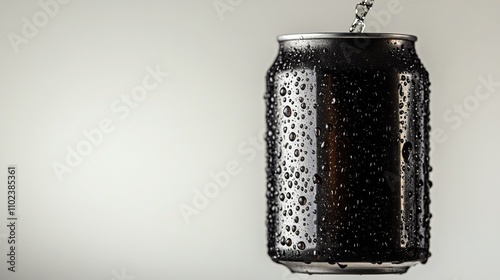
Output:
top-left (0, 0), bottom-right (499, 279)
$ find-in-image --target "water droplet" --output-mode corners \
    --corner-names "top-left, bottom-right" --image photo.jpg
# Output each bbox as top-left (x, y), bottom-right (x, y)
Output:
top-left (283, 106), bottom-right (292, 117)
top-left (326, 123), bottom-right (333, 132)
top-left (289, 132), bottom-right (296, 141)
top-left (402, 141), bottom-right (413, 162)
top-left (398, 84), bottom-right (404, 96)
top-left (417, 180), bottom-right (423, 188)
top-left (297, 241), bottom-right (306, 250)
top-left (298, 196), bottom-right (307, 205)
top-left (279, 87), bottom-right (286, 96)
top-left (313, 174), bottom-right (322, 184)
top-left (294, 149), bottom-right (300, 157)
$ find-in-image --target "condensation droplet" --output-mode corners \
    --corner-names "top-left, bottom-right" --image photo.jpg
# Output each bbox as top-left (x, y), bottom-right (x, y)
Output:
top-left (283, 106), bottom-right (292, 117)
top-left (313, 174), bottom-right (322, 184)
top-left (298, 196), bottom-right (307, 206)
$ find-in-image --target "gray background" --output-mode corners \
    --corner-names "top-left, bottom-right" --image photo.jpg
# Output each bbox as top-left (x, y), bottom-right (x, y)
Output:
top-left (0, 0), bottom-right (499, 279)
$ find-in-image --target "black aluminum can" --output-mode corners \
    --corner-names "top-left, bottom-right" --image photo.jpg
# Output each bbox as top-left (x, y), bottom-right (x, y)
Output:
top-left (265, 33), bottom-right (431, 274)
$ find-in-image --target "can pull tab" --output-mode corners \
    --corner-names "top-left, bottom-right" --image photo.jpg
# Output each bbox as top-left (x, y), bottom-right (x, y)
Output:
top-left (349, 0), bottom-right (375, 33)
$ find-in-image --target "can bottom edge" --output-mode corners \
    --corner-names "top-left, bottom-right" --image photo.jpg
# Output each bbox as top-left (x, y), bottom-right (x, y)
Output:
top-left (280, 260), bottom-right (418, 274)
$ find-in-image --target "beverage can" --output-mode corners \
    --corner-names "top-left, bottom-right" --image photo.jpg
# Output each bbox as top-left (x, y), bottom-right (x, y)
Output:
top-left (265, 33), bottom-right (432, 274)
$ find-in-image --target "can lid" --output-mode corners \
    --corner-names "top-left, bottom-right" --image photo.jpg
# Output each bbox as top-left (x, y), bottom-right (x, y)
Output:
top-left (278, 32), bottom-right (417, 42)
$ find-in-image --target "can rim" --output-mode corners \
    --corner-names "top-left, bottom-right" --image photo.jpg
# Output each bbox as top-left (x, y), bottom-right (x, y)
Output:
top-left (278, 32), bottom-right (417, 42)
